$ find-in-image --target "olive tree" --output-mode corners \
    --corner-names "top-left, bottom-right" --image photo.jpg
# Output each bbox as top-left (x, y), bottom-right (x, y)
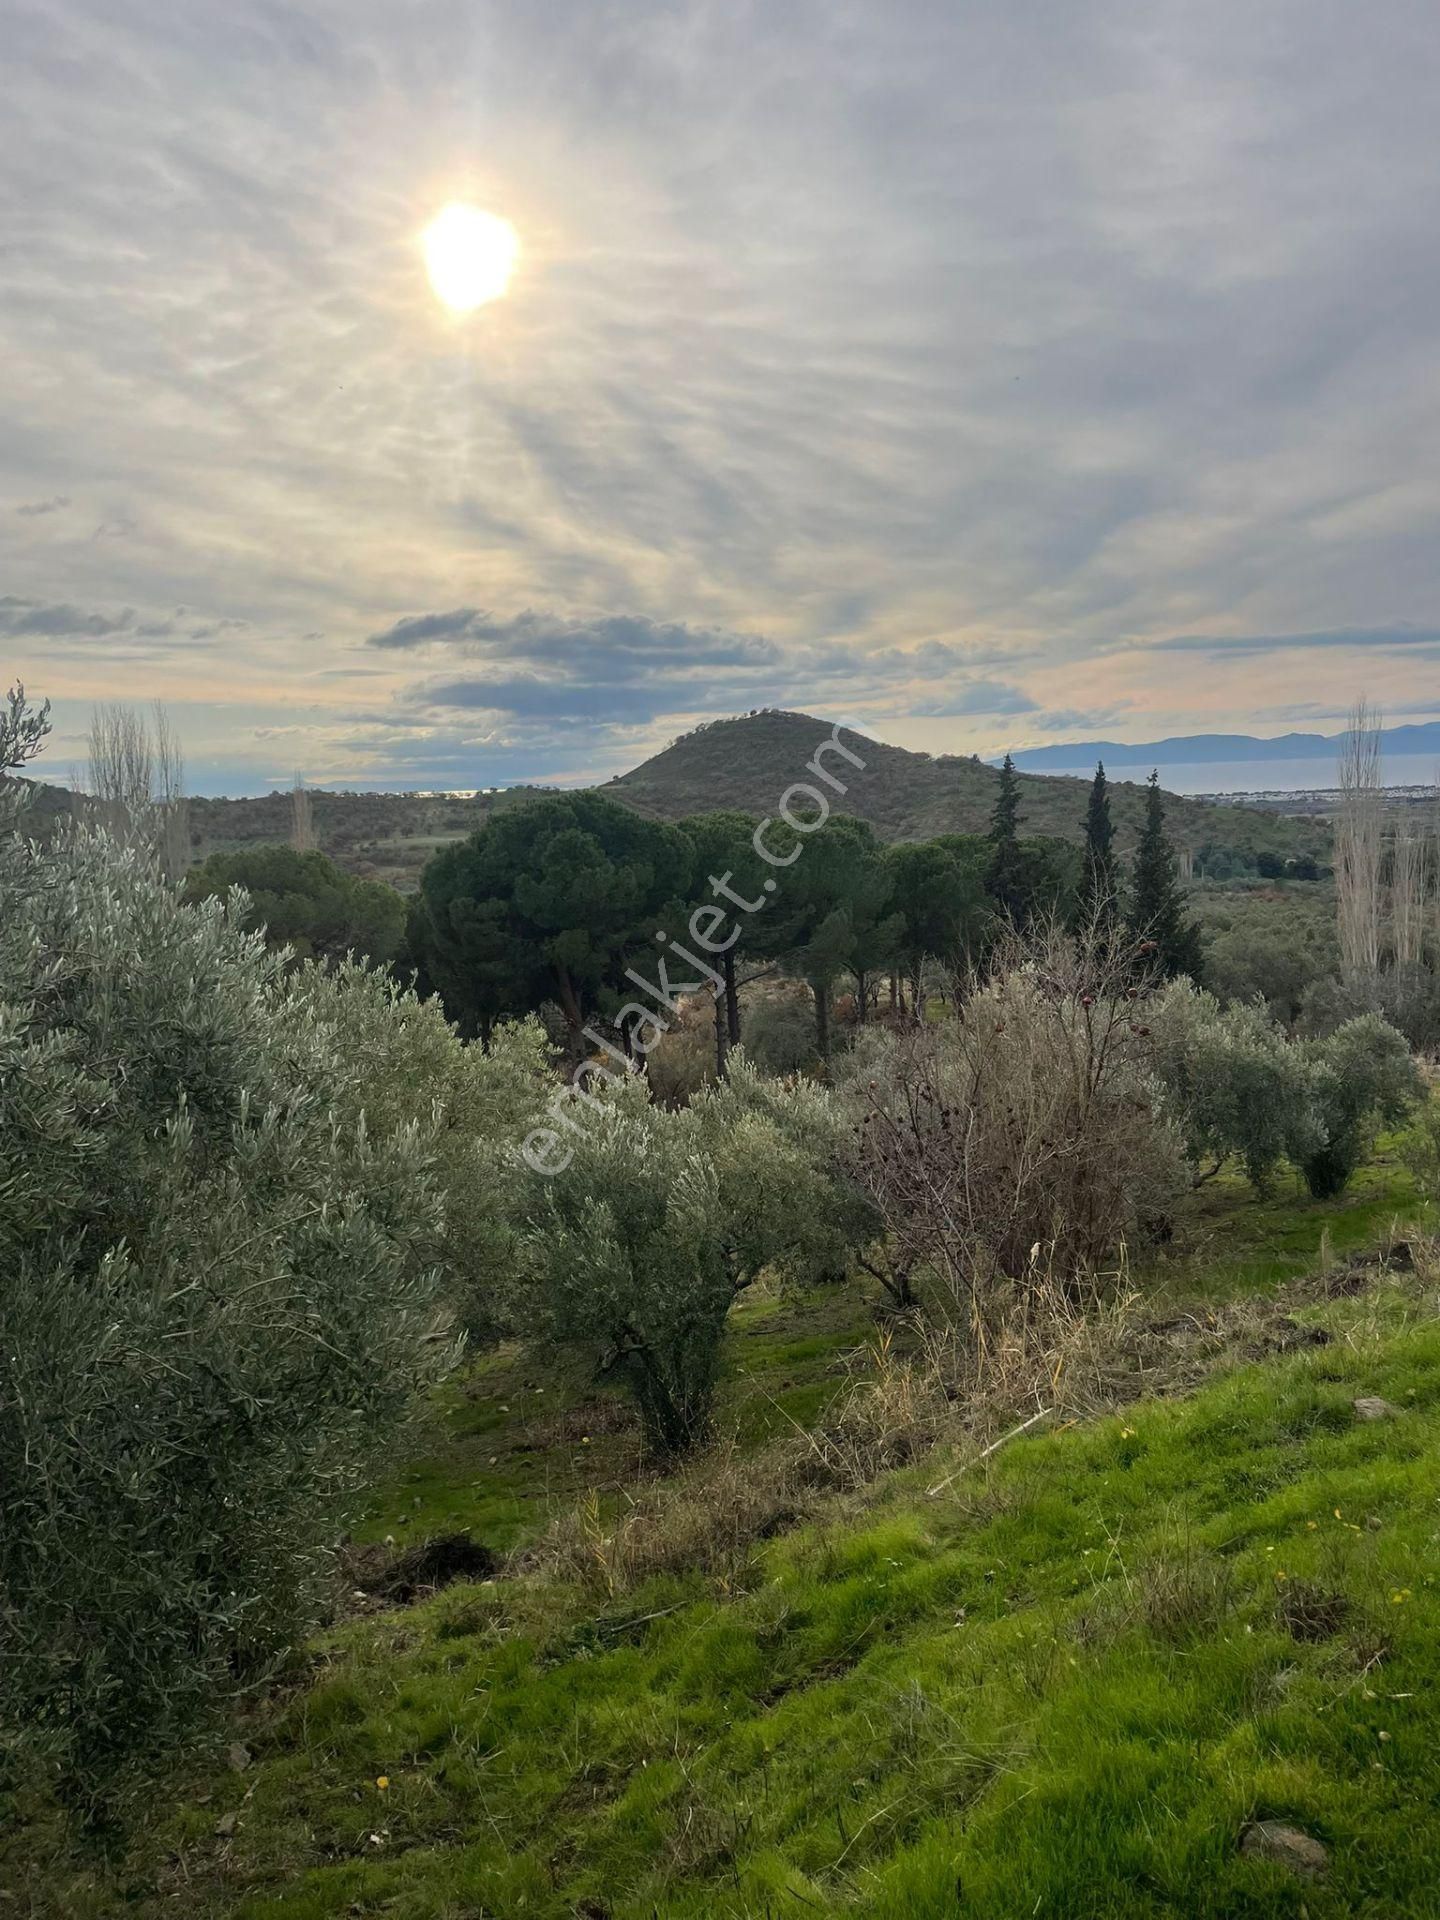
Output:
top-left (515, 1059), bottom-right (864, 1453)
top-left (287, 961), bottom-right (556, 1343)
top-left (1297, 1014), bottom-right (1422, 1197)
top-left (1147, 982), bottom-right (1320, 1190)
top-left (0, 707), bottom-right (451, 1810)
top-left (1148, 983), bottom-right (1421, 1199)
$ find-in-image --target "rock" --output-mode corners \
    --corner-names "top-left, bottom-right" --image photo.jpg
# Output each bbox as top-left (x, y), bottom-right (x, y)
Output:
top-left (227, 1741), bottom-right (251, 1773)
top-left (1240, 1821), bottom-right (1329, 1880)
top-left (1353, 1396), bottom-right (1398, 1422)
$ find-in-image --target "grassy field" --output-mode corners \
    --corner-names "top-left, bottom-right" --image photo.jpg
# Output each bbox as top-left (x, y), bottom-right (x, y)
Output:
top-left (13, 1151), bottom-right (1440, 1919)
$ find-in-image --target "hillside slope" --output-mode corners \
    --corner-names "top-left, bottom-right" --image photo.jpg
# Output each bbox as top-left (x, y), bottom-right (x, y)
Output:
top-left (15, 1157), bottom-right (1438, 1920)
top-left (609, 710), bottom-right (1327, 859)
top-left (18, 710), bottom-right (1326, 891)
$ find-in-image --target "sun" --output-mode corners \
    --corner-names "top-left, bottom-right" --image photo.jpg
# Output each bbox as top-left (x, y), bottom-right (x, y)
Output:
top-left (422, 203), bottom-right (519, 313)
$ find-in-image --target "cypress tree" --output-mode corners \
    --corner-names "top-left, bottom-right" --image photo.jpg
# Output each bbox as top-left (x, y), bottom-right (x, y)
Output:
top-left (987, 754), bottom-right (1028, 927)
top-left (1079, 761), bottom-right (1118, 925)
top-left (1128, 772), bottom-right (1202, 979)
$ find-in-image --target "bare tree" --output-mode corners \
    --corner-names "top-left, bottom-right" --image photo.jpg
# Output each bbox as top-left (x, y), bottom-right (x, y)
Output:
top-left (1335, 696), bottom-right (1384, 980)
top-left (1391, 815), bottom-right (1427, 970)
top-left (291, 772), bottom-right (315, 852)
top-left (845, 920), bottom-right (1185, 1341)
top-left (151, 701), bottom-right (190, 883)
top-left (87, 703), bottom-right (154, 843)
top-left (85, 700), bottom-right (189, 878)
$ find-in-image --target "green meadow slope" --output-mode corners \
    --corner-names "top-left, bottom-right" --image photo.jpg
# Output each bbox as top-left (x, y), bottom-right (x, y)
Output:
top-left (17, 1155), bottom-right (1440, 1920)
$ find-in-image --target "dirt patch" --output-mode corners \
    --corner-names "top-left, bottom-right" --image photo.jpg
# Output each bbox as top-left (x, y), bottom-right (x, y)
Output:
top-left (1249, 1315), bottom-right (1334, 1358)
top-left (1306, 1241), bottom-right (1417, 1301)
top-left (526, 1393), bottom-right (638, 1450)
top-left (343, 1532), bottom-right (499, 1607)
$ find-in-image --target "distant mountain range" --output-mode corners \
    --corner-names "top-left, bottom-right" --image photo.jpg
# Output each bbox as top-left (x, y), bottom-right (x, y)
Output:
top-left (1005, 720), bottom-right (1440, 774)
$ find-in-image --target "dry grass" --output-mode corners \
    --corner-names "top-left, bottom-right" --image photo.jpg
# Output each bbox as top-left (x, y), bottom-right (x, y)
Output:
top-left (518, 1235), bottom-right (1439, 1603)
top-left (515, 1434), bottom-right (816, 1595)
top-left (518, 1267), bottom-right (1153, 1595)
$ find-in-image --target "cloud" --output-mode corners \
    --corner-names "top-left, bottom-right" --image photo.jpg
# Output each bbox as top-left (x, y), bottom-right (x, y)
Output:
top-left (374, 605), bottom-right (1038, 735)
top-left (367, 609), bottom-right (487, 649)
top-left (373, 606), bottom-right (795, 726)
top-left (911, 680), bottom-right (1039, 719)
top-left (0, 596), bottom-right (135, 638)
top-left (0, 595), bottom-right (250, 653)
top-left (422, 676), bottom-right (661, 724)
top-left (5, 1), bottom-right (1440, 790)
top-left (14, 495), bottom-right (69, 517)
top-left (1149, 626), bottom-right (1440, 657)
top-left (367, 608), bottom-right (779, 673)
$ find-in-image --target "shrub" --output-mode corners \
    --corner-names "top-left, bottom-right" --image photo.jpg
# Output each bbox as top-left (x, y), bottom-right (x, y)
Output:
top-left (285, 963), bottom-right (556, 1344)
top-left (1296, 1014), bottom-right (1422, 1197)
top-left (840, 926), bottom-right (1186, 1335)
top-left (1401, 1080), bottom-right (1440, 1193)
top-left (0, 775), bottom-right (447, 1809)
top-left (514, 1058), bottom-right (864, 1453)
top-left (643, 995), bottom-right (720, 1106)
top-left (1300, 967), bottom-right (1440, 1056)
top-left (742, 985), bottom-right (824, 1076)
top-left (1147, 982), bottom-right (1320, 1189)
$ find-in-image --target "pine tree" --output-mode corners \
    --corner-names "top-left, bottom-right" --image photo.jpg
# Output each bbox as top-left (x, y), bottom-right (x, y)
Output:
top-left (1079, 761), bottom-right (1117, 925)
top-left (987, 754), bottom-right (1028, 927)
top-left (1129, 772), bottom-right (1202, 979)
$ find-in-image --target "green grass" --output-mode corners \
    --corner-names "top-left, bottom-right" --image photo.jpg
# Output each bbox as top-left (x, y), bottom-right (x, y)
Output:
top-left (364, 1144), bottom-right (1432, 1561)
top-left (17, 1160), bottom-right (1440, 1918)
top-left (352, 1283), bottom-right (875, 1554)
top-left (1142, 1129), bottom-right (1433, 1313)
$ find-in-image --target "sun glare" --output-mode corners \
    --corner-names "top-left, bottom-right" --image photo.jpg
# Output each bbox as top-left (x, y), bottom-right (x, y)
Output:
top-left (422, 203), bottom-right (518, 313)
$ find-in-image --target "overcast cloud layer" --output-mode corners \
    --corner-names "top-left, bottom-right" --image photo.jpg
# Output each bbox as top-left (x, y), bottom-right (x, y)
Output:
top-left (3, 0), bottom-right (1438, 792)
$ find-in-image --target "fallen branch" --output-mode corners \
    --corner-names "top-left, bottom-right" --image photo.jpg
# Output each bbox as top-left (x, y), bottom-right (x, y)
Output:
top-left (926, 1404), bottom-right (1052, 1498)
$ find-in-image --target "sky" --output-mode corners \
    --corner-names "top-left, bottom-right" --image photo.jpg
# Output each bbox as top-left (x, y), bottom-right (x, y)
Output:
top-left (4, 0), bottom-right (1440, 795)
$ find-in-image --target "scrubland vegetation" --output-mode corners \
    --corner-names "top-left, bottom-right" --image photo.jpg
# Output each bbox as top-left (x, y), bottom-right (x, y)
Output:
top-left (6, 684), bottom-right (1440, 1915)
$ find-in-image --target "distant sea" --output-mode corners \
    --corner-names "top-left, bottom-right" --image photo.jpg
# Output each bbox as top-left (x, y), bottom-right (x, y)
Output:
top-left (1031, 754), bottom-right (1440, 797)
